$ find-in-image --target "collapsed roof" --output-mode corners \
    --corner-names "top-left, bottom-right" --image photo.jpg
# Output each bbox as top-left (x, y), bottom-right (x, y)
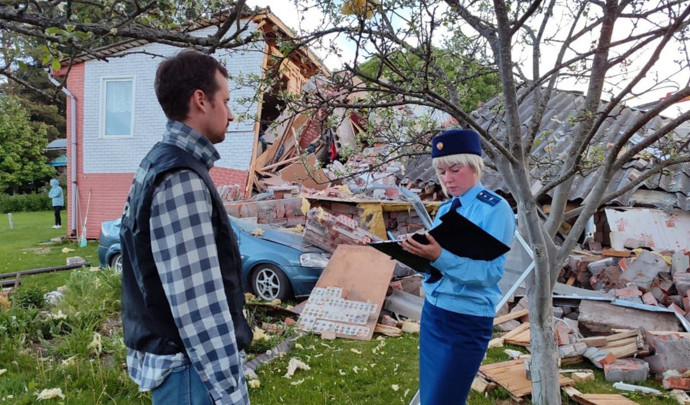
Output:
top-left (405, 89), bottom-right (690, 211)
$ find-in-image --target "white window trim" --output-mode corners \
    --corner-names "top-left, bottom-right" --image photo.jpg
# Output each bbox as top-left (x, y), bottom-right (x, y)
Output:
top-left (100, 77), bottom-right (135, 139)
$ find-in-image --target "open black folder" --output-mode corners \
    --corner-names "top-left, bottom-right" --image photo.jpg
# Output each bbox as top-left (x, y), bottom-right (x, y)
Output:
top-left (369, 210), bottom-right (510, 282)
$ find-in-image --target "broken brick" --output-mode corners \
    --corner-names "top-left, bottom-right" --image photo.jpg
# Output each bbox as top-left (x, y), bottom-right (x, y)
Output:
top-left (663, 377), bottom-right (690, 390)
top-left (556, 328), bottom-right (571, 346)
top-left (584, 347), bottom-right (617, 368)
top-left (615, 285), bottom-right (642, 297)
top-left (642, 292), bottom-right (659, 306)
top-left (644, 337), bottom-right (690, 373)
top-left (604, 358), bottom-right (650, 382)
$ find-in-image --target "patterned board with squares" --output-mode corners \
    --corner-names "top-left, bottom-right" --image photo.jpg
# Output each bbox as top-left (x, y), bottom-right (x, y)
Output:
top-left (297, 286), bottom-right (376, 338)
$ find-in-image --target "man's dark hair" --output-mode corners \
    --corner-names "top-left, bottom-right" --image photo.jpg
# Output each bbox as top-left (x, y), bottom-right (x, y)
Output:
top-left (155, 50), bottom-right (228, 122)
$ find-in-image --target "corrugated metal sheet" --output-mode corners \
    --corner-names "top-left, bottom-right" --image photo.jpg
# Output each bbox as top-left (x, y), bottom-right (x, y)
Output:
top-left (405, 89), bottom-right (690, 211)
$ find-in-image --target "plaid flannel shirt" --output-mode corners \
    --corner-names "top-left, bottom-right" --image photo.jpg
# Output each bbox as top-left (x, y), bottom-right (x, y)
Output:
top-left (126, 121), bottom-right (249, 404)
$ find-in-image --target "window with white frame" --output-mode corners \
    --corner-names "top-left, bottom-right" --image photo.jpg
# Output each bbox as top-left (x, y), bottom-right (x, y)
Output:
top-left (102, 78), bottom-right (134, 137)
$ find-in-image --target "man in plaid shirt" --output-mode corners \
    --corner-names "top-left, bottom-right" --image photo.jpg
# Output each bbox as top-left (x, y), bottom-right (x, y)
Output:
top-left (120, 50), bottom-right (252, 405)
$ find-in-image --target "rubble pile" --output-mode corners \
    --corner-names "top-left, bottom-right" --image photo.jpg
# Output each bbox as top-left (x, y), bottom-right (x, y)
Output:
top-left (302, 207), bottom-right (380, 252)
top-left (564, 249), bottom-right (690, 316)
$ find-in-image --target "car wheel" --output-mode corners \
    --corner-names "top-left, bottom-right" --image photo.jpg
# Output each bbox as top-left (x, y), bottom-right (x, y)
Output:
top-left (110, 253), bottom-right (123, 275)
top-left (251, 264), bottom-right (292, 301)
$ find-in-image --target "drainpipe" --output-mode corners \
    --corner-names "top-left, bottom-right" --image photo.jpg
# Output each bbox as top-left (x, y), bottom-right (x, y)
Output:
top-left (47, 71), bottom-right (78, 237)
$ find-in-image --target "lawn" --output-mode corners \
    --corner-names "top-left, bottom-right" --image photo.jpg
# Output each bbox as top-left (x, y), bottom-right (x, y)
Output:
top-left (1, 211), bottom-right (100, 291)
top-left (0, 211), bottom-right (677, 404)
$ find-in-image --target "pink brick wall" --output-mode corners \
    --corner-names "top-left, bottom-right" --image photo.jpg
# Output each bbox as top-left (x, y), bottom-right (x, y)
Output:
top-left (211, 167), bottom-right (249, 190)
top-left (75, 173), bottom-right (133, 239)
top-left (65, 64), bottom-right (84, 238)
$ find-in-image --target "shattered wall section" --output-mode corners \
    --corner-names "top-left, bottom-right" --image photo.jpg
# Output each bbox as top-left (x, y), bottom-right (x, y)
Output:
top-left (225, 197), bottom-right (306, 227)
top-left (303, 207), bottom-right (380, 252)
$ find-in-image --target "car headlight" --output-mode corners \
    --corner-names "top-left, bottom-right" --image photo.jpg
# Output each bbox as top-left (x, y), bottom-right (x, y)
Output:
top-left (299, 253), bottom-right (330, 268)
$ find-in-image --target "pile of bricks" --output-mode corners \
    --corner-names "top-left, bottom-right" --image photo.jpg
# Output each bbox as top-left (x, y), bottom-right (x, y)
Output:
top-left (224, 197), bottom-right (305, 227)
top-left (494, 299), bottom-right (690, 390)
top-left (565, 249), bottom-right (690, 313)
top-left (302, 207), bottom-right (380, 252)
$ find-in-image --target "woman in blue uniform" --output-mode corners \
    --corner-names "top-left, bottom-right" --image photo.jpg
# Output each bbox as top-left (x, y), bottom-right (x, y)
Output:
top-left (401, 129), bottom-right (515, 404)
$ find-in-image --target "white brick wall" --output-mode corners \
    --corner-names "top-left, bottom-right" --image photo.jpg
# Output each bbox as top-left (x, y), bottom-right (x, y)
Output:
top-left (82, 24), bottom-right (264, 173)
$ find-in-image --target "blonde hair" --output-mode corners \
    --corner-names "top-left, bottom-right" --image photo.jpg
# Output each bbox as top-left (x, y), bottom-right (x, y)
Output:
top-left (432, 154), bottom-right (484, 196)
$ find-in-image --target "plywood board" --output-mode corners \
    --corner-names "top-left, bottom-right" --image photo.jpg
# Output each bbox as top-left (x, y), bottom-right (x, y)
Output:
top-left (297, 245), bottom-right (396, 340)
top-left (480, 359), bottom-right (573, 398)
top-left (279, 154), bottom-right (329, 190)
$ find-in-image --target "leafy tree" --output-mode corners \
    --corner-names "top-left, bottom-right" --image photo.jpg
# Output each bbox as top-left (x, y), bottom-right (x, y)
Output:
top-left (358, 48), bottom-right (501, 112)
top-left (293, 0), bottom-right (690, 403)
top-left (0, 96), bottom-right (55, 194)
top-left (0, 0), bottom-right (261, 93)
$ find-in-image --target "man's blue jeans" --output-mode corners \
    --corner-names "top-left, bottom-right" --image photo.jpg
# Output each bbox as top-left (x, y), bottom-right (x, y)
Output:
top-left (152, 364), bottom-right (213, 405)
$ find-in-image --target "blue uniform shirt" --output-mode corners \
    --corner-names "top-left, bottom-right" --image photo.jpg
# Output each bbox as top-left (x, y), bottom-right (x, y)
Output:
top-left (422, 182), bottom-right (516, 317)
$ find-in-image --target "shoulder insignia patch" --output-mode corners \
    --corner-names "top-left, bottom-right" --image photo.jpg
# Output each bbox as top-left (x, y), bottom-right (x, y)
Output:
top-left (477, 190), bottom-right (500, 206)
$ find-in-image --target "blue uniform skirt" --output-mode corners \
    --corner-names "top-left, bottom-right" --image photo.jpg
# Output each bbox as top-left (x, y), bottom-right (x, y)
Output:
top-left (419, 300), bottom-right (493, 405)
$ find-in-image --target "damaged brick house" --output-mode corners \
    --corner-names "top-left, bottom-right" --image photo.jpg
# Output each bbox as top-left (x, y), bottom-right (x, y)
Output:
top-left (55, 9), bottom-right (328, 239)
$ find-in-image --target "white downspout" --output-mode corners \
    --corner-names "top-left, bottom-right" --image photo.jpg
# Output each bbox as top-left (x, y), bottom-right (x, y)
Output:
top-left (47, 71), bottom-right (78, 237)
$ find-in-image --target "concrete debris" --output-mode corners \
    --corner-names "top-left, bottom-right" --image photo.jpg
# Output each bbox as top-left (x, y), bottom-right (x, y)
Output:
top-left (603, 358), bottom-right (649, 382)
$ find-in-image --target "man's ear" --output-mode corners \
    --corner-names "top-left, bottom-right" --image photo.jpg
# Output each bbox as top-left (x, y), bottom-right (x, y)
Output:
top-left (189, 89), bottom-right (207, 113)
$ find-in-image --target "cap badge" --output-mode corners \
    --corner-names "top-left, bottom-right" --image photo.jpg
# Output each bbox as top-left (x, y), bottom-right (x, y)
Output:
top-left (436, 142), bottom-right (444, 150)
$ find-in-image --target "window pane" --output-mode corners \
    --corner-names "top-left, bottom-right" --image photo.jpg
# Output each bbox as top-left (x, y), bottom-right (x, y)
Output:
top-left (105, 80), bottom-right (132, 136)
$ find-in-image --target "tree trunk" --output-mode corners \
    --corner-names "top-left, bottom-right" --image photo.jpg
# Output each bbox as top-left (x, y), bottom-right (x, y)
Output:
top-left (521, 200), bottom-right (561, 404)
top-left (528, 272), bottom-right (560, 404)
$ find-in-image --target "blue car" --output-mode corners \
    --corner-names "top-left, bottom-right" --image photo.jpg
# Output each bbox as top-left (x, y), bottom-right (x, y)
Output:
top-left (98, 216), bottom-right (330, 301)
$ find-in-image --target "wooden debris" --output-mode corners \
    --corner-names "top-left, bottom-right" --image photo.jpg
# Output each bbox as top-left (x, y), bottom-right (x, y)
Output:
top-left (489, 322), bottom-right (530, 348)
top-left (563, 386), bottom-right (640, 405)
top-left (572, 371), bottom-right (595, 383)
top-left (493, 309), bottom-right (528, 326)
top-left (374, 323), bottom-right (402, 337)
top-left (572, 393), bottom-right (640, 405)
top-left (504, 325), bottom-right (531, 347)
top-left (480, 359), bottom-right (573, 398)
top-left (470, 375), bottom-right (495, 393)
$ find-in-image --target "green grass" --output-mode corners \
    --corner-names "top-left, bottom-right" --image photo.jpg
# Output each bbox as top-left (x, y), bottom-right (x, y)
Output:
top-left (1, 211), bottom-right (100, 291)
top-left (0, 211), bottom-right (678, 404)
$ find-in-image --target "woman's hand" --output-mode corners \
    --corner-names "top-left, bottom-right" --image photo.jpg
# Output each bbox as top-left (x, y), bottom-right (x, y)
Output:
top-left (400, 233), bottom-right (442, 261)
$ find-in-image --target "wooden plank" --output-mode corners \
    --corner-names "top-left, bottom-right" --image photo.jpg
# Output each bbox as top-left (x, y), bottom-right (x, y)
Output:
top-left (261, 156), bottom-right (300, 172)
top-left (612, 329), bottom-right (690, 340)
top-left (563, 385), bottom-right (582, 399)
top-left (605, 330), bottom-right (639, 342)
top-left (577, 336), bottom-right (608, 347)
top-left (573, 393), bottom-right (640, 405)
top-left (505, 329), bottom-right (531, 347)
top-left (494, 309), bottom-right (528, 325)
top-left (480, 359), bottom-right (573, 398)
top-left (603, 337), bottom-right (637, 349)
top-left (607, 342), bottom-right (639, 359)
top-left (297, 245), bottom-right (395, 340)
top-left (501, 322), bottom-right (530, 340)
top-left (470, 375), bottom-right (493, 393)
